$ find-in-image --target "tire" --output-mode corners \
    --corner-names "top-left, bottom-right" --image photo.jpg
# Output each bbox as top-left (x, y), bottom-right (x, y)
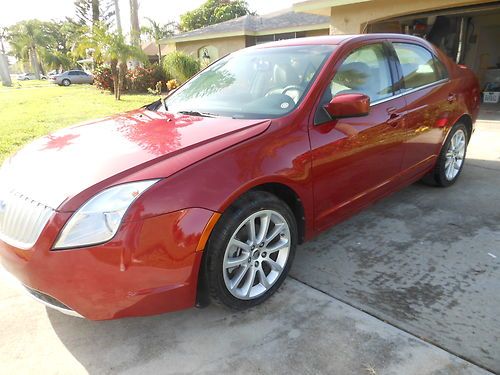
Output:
top-left (423, 122), bottom-right (468, 187)
top-left (205, 191), bottom-right (297, 310)
top-left (62, 79), bottom-right (71, 86)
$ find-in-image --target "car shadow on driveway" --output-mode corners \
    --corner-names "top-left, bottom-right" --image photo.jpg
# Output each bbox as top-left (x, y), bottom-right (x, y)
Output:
top-left (46, 276), bottom-right (490, 375)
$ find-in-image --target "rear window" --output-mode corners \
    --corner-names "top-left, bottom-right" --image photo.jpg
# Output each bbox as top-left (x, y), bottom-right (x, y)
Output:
top-left (393, 43), bottom-right (443, 91)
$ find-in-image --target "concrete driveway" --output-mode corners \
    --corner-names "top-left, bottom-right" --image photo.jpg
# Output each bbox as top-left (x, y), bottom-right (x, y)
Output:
top-left (1, 113), bottom-right (498, 375)
top-left (291, 115), bottom-right (500, 373)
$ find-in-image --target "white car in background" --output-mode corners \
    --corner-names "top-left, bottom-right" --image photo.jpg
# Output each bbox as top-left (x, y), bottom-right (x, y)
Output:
top-left (17, 73), bottom-right (47, 80)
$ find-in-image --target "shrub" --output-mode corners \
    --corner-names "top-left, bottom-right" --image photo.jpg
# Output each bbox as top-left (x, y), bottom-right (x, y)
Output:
top-left (93, 66), bottom-right (114, 92)
top-left (163, 51), bottom-right (201, 83)
top-left (167, 79), bottom-right (179, 91)
top-left (126, 64), bottom-right (168, 93)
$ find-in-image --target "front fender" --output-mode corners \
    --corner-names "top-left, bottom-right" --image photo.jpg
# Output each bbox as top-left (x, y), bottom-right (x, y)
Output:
top-left (130, 119), bottom-right (314, 236)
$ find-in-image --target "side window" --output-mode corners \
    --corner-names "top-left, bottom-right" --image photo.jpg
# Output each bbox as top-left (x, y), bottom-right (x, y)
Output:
top-left (393, 43), bottom-right (442, 91)
top-left (69, 71), bottom-right (78, 76)
top-left (315, 43), bottom-right (394, 124)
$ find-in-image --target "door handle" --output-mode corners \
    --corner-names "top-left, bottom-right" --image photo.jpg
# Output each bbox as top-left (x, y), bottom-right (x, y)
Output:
top-left (388, 113), bottom-right (401, 127)
top-left (447, 93), bottom-right (457, 103)
top-left (387, 108), bottom-right (401, 127)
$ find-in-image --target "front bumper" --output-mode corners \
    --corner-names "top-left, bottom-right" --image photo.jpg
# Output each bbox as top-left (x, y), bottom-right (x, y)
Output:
top-left (0, 208), bottom-right (214, 320)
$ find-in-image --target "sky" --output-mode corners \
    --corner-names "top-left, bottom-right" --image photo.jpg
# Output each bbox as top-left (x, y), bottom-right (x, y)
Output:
top-left (0, 0), bottom-right (296, 30)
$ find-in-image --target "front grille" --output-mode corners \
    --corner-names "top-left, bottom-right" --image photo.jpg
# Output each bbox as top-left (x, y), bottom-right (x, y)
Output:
top-left (0, 190), bottom-right (54, 249)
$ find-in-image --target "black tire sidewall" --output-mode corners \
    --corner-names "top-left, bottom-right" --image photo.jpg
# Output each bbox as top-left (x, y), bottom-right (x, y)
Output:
top-left (62, 79), bottom-right (71, 86)
top-left (434, 123), bottom-right (468, 187)
top-left (206, 191), bottom-right (297, 310)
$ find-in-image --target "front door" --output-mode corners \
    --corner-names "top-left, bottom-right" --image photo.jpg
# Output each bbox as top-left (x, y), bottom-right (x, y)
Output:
top-left (309, 42), bottom-right (406, 232)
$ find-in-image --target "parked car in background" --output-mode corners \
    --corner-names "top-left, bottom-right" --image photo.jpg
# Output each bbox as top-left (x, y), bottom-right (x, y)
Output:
top-left (17, 73), bottom-right (47, 80)
top-left (47, 70), bottom-right (59, 78)
top-left (0, 34), bottom-right (480, 320)
top-left (50, 70), bottom-right (93, 86)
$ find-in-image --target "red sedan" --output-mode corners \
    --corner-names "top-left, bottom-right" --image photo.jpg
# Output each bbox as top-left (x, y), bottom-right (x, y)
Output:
top-left (0, 34), bottom-right (480, 320)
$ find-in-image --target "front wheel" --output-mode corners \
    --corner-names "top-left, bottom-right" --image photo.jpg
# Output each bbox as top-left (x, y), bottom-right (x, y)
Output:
top-left (206, 191), bottom-right (297, 310)
top-left (62, 79), bottom-right (71, 86)
top-left (424, 123), bottom-right (468, 187)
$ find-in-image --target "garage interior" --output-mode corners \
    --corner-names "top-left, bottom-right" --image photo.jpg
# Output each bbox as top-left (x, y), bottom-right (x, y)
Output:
top-left (367, 2), bottom-right (500, 111)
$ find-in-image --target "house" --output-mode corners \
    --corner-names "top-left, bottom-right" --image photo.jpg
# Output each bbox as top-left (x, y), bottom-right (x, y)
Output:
top-left (160, 10), bottom-right (331, 64)
top-left (293, 0), bottom-right (500, 87)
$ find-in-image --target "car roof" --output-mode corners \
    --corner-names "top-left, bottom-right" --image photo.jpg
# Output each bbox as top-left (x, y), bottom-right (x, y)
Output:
top-left (251, 33), bottom-right (427, 49)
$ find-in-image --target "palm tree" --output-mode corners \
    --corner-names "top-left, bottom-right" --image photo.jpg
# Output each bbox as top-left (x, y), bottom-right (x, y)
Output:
top-left (99, 31), bottom-right (144, 100)
top-left (142, 18), bottom-right (175, 64)
top-left (8, 20), bottom-right (49, 79)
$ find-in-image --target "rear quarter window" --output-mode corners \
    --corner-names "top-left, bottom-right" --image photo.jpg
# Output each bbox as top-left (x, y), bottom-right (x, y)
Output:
top-left (433, 56), bottom-right (449, 80)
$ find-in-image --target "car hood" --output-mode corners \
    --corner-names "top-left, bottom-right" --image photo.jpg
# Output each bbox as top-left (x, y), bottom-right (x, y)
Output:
top-left (0, 109), bottom-right (270, 210)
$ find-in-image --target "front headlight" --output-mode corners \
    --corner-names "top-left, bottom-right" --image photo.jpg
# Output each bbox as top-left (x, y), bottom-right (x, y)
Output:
top-left (53, 180), bottom-right (159, 249)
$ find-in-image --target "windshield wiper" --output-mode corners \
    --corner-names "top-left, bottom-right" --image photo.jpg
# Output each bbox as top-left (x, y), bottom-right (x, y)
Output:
top-left (177, 110), bottom-right (219, 118)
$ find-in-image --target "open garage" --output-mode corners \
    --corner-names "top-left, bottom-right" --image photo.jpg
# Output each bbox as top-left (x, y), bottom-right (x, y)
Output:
top-left (295, 0), bottom-right (500, 111)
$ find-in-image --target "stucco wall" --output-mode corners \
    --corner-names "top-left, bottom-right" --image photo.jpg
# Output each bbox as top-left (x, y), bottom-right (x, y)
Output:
top-left (328, 0), bottom-right (497, 34)
top-left (305, 28), bottom-right (330, 37)
top-left (175, 36), bottom-right (247, 60)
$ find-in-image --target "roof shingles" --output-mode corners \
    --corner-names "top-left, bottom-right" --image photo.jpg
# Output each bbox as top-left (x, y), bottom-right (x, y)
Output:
top-left (169, 11), bottom-right (330, 41)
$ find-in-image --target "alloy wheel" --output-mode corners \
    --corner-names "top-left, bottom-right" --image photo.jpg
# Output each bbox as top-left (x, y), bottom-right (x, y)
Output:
top-left (444, 129), bottom-right (466, 181)
top-left (222, 210), bottom-right (291, 300)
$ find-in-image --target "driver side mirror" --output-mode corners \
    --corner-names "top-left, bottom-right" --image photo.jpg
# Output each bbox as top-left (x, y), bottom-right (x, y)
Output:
top-left (324, 93), bottom-right (370, 119)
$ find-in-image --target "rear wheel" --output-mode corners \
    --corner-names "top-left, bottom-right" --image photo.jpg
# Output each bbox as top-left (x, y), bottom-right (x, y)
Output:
top-left (62, 79), bottom-right (71, 86)
top-left (424, 123), bottom-right (468, 187)
top-left (206, 191), bottom-right (297, 310)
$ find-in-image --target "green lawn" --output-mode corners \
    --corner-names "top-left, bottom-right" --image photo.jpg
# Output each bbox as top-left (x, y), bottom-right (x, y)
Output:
top-left (0, 80), bottom-right (156, 163)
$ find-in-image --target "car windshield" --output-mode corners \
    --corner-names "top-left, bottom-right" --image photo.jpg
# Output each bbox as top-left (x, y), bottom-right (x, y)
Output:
top-left (163, 45), bottom-right (336, 119)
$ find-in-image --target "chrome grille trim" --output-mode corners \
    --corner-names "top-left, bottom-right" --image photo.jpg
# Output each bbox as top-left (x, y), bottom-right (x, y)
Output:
top-left (0, 190), bottom-right (54, 249)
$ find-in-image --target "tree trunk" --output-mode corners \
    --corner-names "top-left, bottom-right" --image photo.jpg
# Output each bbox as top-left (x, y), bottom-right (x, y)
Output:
top-left (119, 61), bottom-right (127, 91)
top-left (116, 66), bottom-right (122, 100)
top-left (114, 0), bottom-right (122, 35)
top-left (129, 0), bottom-right (140, 68)
top-left (157, 44), bottom-right (162, 64)
top-left (92, 0), bottom-right (100, 30)
top-left (129, 0), bottom-right (140, 47)
top-left (0, 53), bottom-right (12, 87)
top-left (30, 47), bottom-right (41, 80)
top-left (110, 59), bottom-right (118, 96)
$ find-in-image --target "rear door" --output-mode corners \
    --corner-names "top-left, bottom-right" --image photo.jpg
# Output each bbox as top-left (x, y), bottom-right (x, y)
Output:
top-left (309, 42), bottom-right (407, 232)
top-left (81, 72), bottom-right (92, 83)
top-left (390, 42), bottom-right (452, 178)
